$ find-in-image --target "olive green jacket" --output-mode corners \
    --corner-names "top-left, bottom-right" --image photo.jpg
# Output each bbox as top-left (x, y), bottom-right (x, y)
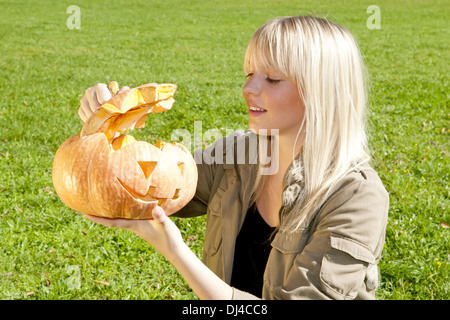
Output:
top-left (175, 130), bottom-right (389, 300)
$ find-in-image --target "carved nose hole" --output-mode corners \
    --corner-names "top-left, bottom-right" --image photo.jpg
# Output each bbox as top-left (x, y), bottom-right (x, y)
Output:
top-left (137, 161), bottom-right (157, 180)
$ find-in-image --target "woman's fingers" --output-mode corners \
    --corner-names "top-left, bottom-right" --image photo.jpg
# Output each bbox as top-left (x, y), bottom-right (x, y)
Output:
top-left (78, 95), bottom-right (92, 122)
top-left (84, 206), bottom-right (184, 260)
top-left (78, 103), bottom-right (88, 122)
top-left (117, 86), bottom-right (130, 94)
top-left (83, 206), bottom-right (166, 231)
top-left (78, 81), bottom-right (127, 122)
top-left (83, 214), bottom-right (136, 230)
top-left (84, 87), bottom-right (99, 114)
top-left (95, 83), bottom-right (113, 105)
top-left (84, 83), bottom-right (111, 115)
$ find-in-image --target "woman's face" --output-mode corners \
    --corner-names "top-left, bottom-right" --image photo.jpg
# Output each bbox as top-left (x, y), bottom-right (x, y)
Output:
top-left (243, 69), bottom-right (305, 137)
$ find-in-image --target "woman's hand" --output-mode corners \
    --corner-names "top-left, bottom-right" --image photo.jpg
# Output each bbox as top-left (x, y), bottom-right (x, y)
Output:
top-left (78, 81), bottom-right (130, 122)
top-left (84, 206), bottom-right (233, 299)
top-left (84, 206), bottom-right (184, 260)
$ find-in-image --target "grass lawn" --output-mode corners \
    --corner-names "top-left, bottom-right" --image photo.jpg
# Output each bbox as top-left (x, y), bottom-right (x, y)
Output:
top-left (0, 0), bottom-right (448, 300)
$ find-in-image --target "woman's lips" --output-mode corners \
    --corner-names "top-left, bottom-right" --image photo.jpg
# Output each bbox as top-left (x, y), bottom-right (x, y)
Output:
top-left (249, 106), bottom-right (266, 112)
top-left (248, 104), bottom-right (267, 116)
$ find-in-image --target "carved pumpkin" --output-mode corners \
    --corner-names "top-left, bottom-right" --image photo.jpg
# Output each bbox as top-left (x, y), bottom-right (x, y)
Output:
top-left (52, 82), bottom-right (198, 219)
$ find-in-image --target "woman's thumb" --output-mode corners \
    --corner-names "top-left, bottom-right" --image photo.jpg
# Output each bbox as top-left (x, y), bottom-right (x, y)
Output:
top-left (152, 206), bottom-right (167, 223)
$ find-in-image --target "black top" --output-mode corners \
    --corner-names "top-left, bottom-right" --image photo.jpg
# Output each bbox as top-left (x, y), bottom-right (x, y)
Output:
top-left (230, 204), bottom-right (276, 298)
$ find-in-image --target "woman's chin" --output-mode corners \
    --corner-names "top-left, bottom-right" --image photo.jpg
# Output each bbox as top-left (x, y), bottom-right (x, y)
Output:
top-left (249, 125), bottom-right (278, 136)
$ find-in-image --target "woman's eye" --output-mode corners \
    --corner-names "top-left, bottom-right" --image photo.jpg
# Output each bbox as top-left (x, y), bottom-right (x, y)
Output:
top-left (246, 73), bottom-right (253, 78)
top-left (266, 78), bottom-right (281, 84)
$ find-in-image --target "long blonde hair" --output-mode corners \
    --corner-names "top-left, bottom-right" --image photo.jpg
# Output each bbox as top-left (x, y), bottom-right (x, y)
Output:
top-left (245, 16), bottom-right (370, 232)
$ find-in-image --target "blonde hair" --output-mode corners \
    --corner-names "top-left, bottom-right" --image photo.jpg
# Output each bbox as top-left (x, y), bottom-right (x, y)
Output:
top-left (245, 16), bottom-right (370, 232)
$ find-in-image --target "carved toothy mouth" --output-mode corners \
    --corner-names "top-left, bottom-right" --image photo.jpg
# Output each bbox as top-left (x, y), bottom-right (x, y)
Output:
top-left (117, 178), bottom-right (182, 205)
top-left (116, 158), bottom-right (185, 204)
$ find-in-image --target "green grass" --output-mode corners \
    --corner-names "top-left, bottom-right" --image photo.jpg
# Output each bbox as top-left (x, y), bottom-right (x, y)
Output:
top-left (0, 0), bottom-right (448, 300)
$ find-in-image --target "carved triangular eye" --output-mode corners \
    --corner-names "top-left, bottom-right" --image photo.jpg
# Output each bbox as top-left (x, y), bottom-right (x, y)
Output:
top-left (137, 161), bottom-right (157, 180)
top-left (177, 162), bottom-right (184, 176)
top-left (172, 188), bottom-right (181, 200)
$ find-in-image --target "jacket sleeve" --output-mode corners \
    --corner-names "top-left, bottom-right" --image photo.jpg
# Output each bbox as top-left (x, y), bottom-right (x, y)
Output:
top-left (232, 169), bottom-right (389, 300)
top-left (269, 171), bottom-right (389, 300)
top-left (172, 130), bottom-right (247, 218)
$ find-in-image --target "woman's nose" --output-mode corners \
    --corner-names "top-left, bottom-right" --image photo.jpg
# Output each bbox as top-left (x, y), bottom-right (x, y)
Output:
top-left (243, 75), bottom-right (261, 96)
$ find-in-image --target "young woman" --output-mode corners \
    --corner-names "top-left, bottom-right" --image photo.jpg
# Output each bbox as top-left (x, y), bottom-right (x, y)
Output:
top-left (81, 15), bottom-right (389, 300)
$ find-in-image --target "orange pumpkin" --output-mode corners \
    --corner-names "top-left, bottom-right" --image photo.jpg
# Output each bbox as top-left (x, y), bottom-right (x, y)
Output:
top-left (52, 82), bottom-right (198, 219)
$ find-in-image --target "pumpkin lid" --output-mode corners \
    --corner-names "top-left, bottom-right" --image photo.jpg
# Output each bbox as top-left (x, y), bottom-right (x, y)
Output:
top-left (80, 83), bottom-right (177, 140)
